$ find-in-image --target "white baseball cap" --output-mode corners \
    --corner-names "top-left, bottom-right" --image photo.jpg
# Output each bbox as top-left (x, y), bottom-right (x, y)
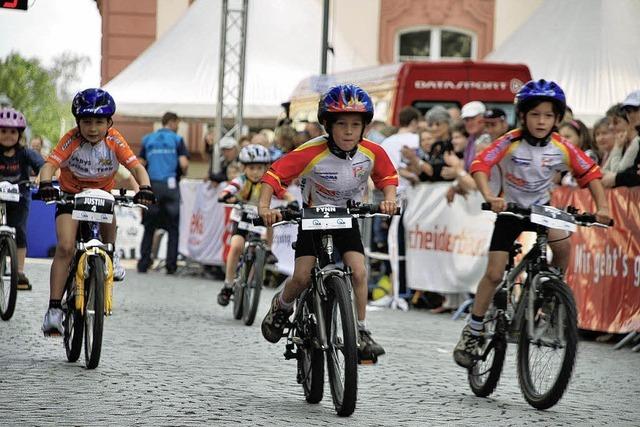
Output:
top-left (460, 101), bottom-right (486, 119)
top-left (621, 90), bottom-right (640, 108)
top-left (219, 136), bottom-right (238, 149)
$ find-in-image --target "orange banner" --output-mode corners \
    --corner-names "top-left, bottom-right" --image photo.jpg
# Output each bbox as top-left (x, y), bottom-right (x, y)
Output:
top-left (552, 187), bottom-right (640, 333)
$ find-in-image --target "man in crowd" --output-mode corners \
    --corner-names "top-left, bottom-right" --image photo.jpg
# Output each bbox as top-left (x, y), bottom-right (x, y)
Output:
top-left (209, 136), bottom-right (239, 182)
top-left (460, 101), bottom-right (489, 171)
top-left (483, 108), bottom-right (510, 140)
top-left (137, 112), bottom-right (189, 274)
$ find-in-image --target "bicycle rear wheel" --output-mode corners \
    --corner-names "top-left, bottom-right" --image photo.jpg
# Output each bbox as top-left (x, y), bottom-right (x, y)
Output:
top-left (0, 236), bottom-right (18, 321)
top-left (468, 298), bottom-right (507, 397)
top-left (324, 275), bottom-right (358, 417)
top-left (242, 249), bottom-right (264, 326)
top-left (296, 296), bottom-right (324, 403)
top-left (64, 273), bottom-right (84, 363)
top-left (517, 278), bottom-right (577, 409)
top-left (84, 256), bottom-right (105, 369)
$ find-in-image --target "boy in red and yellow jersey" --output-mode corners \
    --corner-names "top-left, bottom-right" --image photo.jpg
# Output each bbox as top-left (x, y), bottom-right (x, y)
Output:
top-left (259, 84), bottom-right (398, 362)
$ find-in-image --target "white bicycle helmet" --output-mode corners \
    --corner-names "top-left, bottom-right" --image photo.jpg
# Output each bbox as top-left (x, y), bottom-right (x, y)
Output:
top-left (239, 144), bottom-right (271, 164)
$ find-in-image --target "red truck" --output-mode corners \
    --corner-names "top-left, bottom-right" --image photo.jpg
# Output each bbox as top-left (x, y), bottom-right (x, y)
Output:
top-left (288, 61), bottom-right (532, 126)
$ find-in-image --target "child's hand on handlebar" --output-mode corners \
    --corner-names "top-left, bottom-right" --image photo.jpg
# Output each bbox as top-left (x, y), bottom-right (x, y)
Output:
top-left (379, 200), bottom-right (397, 216)
top-left (259, 206), bottom-right (282, 227)
top-left (485, 196), bottom-right (507, 213)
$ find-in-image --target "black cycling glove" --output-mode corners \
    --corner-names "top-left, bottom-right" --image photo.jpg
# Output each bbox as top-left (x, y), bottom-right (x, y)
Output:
top-left (287, 200), bottom-right (300, 211)
top-left (37, 181), bottom-right (59, 202)
top-left (134, 185), bottom-right (156, 205)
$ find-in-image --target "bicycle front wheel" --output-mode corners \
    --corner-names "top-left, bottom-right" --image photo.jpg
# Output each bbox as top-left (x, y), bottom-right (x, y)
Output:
top-left (0, 236), bottom-right (18, 321)
top-left (517, 278), bottom-right (577, 409)
top-left (232, 260), bottom-right (247, 320)
top-left (242, 250), bottom-right (264, 326)
top-left (84, 256), bottom-right (105, 369)
top-left (64, 274), bottom-right (84, 363)
top-left (324, 275), bottom-right (358, 417)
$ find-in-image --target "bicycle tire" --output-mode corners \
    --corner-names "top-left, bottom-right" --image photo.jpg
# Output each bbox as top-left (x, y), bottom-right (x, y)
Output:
top-left (84, 256), bottom-right (105, 369)
top-left (517, 278), bottom-right (577, 409)
top-left (296, 297), bottom-right (324, 403)
top-left (324, 275), bottom-right (358, 417)
top-left (64, 273), bottom-right (84, 363)
top-left (233, 259), bottom-right (248, 320)
top-left (0, 236), bottom-right (18, 321)
top-left (242, 249), bottom-right (264, 326)
top-left (468, 305), bottom-right (507, 397)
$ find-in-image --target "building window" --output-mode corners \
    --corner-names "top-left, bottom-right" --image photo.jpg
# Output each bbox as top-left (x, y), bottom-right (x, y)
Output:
top-left (397, 27), bottom-right (475, 61)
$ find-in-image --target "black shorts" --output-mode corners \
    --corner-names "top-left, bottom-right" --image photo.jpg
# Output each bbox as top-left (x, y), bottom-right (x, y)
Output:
top-left (294, 219), bottom-right (364, 259)
top-left (230, 221), bottom-right (249, 239)
top-left (55, 203), bottom-right (74, 218)
top-left (489, 215), bottom-right (537, 252)
top-left (6, 197), bottom-right (30, 248)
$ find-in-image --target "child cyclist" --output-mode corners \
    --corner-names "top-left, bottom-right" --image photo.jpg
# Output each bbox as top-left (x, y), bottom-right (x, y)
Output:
top-left (216, 143), bottom-right (298, 306)
top-left (38, 88), bottom-right (155, 336)
top-left (453, 80), bottom-right (611, 368)
top-left (258, 84), bottom-right (398, 362)
top-left (0, 108), bottom-right (45, 290)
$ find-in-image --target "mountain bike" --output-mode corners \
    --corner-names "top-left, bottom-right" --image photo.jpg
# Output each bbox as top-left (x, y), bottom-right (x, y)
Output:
top-left (48, 189), bottom-right (146, 369)
top-left (263, 203), bottom-right (395, 417)
top-left (0, 180), bottom-right (27, 321)
top-left (227, 202), bottom-right (269, 326)
top-left (468, 203), bottom-right (611, 409)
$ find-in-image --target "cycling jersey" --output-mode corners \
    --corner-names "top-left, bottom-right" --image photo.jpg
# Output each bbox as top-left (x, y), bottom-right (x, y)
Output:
top-left (262, 136), bottom-right (398, 206)
top-left (220, 174), bottom-right (263, 205)
top-left (470, 129), bottom-right (601, 208)
top-left (48, 128), bottom-right (140, 193)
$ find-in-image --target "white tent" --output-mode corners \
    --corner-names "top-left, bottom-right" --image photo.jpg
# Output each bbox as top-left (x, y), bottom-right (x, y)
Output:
top-left (103, 0), bottom-right (322, 119)
top-left (487, 0), bottom-right (640, 124)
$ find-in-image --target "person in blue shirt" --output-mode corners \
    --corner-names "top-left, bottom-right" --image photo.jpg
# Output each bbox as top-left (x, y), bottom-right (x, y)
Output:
top-left (137, 112), bottom-right (189, 274)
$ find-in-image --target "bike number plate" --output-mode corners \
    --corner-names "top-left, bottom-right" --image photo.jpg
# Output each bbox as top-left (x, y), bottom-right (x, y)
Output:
top-left (530, 205), bottom-right (576, 232)
top-left (72, 189), bottom-right (115, 224)
top-left (0, 181), bottom-right (20, 202)
top-left (301, 217), bottom-right (352, 230)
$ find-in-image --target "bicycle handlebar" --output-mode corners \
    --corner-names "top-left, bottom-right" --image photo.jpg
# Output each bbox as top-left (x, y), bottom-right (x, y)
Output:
top-left (252, 203), bottom-right (401, 227)
top-left (481, 202), bottom-right (613, 227)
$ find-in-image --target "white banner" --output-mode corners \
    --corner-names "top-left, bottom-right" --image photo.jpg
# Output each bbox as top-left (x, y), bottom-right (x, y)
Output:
top-left (404, 183), bottom-right (495, 293)
top-left (114, 205), bottom-right (145, 259)
top-left (185, 181), bottom-right (226, 265)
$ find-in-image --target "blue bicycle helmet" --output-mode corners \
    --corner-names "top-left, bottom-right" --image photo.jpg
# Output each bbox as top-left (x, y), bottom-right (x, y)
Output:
top-left (515, 79), bottom-right (566, 116)
top-left (317, 84), bottom-right (374, 125)
top-left (72, 88), bottom-right (116, 118)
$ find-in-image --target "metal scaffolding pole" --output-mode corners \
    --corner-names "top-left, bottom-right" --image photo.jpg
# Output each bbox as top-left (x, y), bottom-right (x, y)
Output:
top-left (212, 0), bottom-right (248, 174)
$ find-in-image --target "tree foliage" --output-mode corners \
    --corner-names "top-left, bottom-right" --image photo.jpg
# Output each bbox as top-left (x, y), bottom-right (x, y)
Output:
top-left (0, 52), bottom-right (84, 145)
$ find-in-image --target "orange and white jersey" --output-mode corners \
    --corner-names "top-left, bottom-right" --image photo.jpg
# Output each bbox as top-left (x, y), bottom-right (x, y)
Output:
top-left (48, 127), bottom-right (140, 193)
top-left (262, 136), bottom-right (398, 207)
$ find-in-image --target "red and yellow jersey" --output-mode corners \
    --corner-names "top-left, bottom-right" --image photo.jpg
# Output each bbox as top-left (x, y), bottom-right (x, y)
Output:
top-left (470, 129), bottom-right (602, 207)
top-left (262, 136), bottom-right (398, 206)
top-left (48, 127), bottom-right (140, 193)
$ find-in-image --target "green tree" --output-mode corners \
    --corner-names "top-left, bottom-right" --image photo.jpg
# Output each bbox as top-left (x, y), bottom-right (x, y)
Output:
top-left (0, 52), bottom-right (65, 144)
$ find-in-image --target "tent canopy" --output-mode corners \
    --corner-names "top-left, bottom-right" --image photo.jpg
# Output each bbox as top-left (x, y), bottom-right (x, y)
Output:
top-left (103, 0), bottom-right (322, 120)
top-left (486, 0), bottom-right (640, 124)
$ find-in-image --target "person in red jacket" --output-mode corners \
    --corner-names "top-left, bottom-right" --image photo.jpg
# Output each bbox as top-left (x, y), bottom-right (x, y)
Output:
top-left (258, 84), bottom-right (398, 362)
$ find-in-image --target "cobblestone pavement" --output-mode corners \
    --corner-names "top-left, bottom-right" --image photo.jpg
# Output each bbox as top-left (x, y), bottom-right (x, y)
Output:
top-left (1, 260), bottom-right (639, 426)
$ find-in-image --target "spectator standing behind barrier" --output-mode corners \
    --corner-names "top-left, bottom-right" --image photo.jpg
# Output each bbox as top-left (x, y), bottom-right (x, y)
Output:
top-left (483, 108), bottom-right (510, 141)
top-left (381, 106), bottom-right (421, 194)
top-left (209, 136), bottom-right (239, 183)
top-left (601, 103), bottom-right (639, 174)
top-left (137, 112), bottom-right (189, 274)
top-left (592, 117), bottom-right (614, 166)
top-left (461, 101), bottom-right (491, 171)
top-left (602, 91), bottom-right (640, 187)
top-left (559, 119), bottom-right (598, 187)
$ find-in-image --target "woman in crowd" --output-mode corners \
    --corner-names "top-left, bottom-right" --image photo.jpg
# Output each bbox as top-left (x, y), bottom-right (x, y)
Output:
top-left (592, 117), bottom-right (614, 166)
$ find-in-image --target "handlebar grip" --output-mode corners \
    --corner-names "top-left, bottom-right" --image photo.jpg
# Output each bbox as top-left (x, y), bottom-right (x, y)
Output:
top-left (481, 202), bottom-right (491, 211)
top-left (252, 217), bottom-right (265, 227)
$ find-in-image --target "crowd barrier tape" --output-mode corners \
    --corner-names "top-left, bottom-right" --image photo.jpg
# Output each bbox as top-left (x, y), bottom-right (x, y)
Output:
top-left (552, 186), bottom-right (640, 334)
top-left (403, 183), bottom-right (495, 294)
